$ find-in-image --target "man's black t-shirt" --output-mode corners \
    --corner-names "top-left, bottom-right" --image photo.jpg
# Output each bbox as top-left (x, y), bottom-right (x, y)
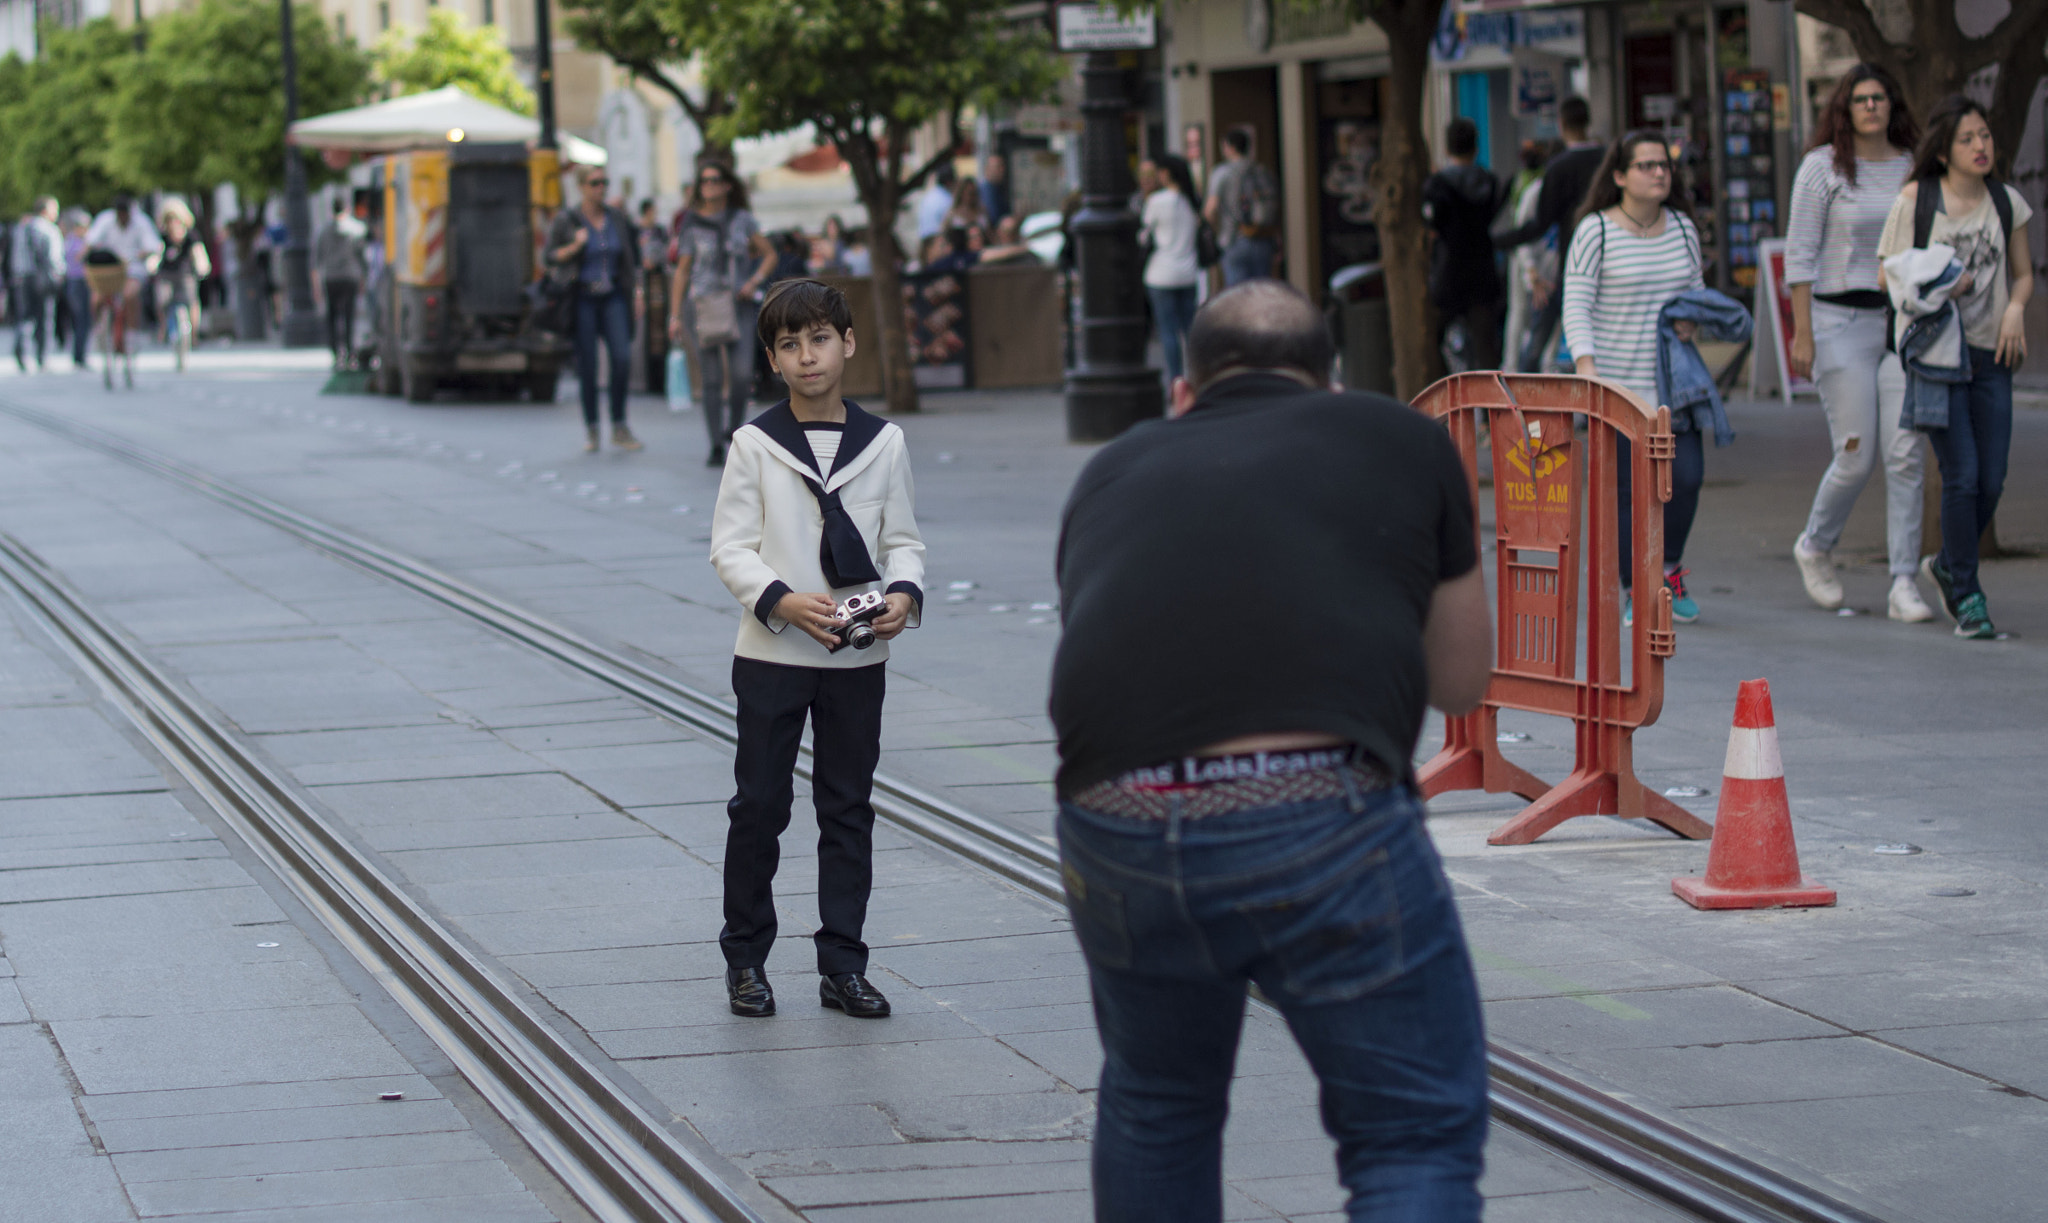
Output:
top-left (1050, 373), bottom-right (1478, 796)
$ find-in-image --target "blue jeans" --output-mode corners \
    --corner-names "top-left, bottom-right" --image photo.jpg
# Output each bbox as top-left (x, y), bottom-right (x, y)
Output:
top-left (1221, 237), bottom-right (1275, 287)
top-left (1058, 785), bottom-right (1487, 1223)
top-left (1616, 427), bottom-right (1705, 580)
top-left (1926, 346), bottom-right (2013, 600)
top-left (573, 289), bottom-right (632, 427)
top-left (1146, 284), bottom-right (1198, 383)
top-left (697, 299), bottom-right (761, 451)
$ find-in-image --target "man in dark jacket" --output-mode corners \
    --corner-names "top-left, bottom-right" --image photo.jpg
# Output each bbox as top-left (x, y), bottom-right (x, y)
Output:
top-left (1423, 118), bottom-right (1506, 370)
top-left (1493, 95), bottom-right (1606, 370)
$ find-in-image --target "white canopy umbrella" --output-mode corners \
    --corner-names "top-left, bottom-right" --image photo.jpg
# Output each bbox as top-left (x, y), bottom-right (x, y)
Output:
top-left (289, 85), bottom-right (608, 166)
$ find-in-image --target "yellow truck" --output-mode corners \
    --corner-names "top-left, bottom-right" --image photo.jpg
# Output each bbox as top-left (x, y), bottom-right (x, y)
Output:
top-left (375, 142), bottom-right (570, 402)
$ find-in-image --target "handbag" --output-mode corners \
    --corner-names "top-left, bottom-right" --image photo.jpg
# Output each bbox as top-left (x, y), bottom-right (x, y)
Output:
top-left (692, 290), bottom-right (740, 346)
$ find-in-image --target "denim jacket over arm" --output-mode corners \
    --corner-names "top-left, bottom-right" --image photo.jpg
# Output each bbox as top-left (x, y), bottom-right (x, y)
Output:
top-left (1883, 244), bottom-right (1969, 432)
top-left (1655, 288), bottom-right (1753, 447)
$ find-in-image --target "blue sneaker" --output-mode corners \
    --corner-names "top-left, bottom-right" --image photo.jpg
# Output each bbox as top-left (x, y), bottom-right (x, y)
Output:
top-left (1665, 568), bottom-right (1699, 623)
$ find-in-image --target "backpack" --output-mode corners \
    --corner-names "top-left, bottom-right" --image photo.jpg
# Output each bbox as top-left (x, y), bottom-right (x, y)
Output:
top-left (1884, 176), bottom-right (2014, 354)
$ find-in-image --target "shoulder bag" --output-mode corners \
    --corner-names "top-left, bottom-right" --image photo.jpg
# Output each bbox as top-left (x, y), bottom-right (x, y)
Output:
top-left (687, 210), bottom-right (742, 347)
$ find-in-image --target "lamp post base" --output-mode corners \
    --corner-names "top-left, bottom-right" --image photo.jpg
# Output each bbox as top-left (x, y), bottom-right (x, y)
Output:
top-left (1064, 365), bottom-right (1162, 443)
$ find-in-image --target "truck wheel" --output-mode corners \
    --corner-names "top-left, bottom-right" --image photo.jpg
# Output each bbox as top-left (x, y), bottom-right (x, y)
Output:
top-left (402, 362), bottom-right (436, 404)
top-left (528, 371), bottom-right (559, 403)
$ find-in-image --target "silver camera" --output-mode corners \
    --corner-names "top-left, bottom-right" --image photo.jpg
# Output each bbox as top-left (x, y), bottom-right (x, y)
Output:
top-left (828, 590), bottom-right (889, 653)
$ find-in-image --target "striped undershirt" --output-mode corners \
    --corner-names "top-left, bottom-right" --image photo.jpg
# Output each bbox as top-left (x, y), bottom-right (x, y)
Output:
top-left (802, 422), bottom-right (843, 474)
top-left (1561, 211), bottom-right (1704, 400)
top-left (1783, 147), bottom-right (1913, 296)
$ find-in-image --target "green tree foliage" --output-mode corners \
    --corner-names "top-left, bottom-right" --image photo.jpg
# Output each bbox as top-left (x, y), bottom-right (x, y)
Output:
top-left (374, 7), bottom-right (534, 116)
top-left (563, 0), bottom-right (731, 162)
top-left (698, 0), bottom-right (1063, 411)
top-left (0, 20), bottom-right (141, 216)
top-left (106, 0), bottom-right (372, 202)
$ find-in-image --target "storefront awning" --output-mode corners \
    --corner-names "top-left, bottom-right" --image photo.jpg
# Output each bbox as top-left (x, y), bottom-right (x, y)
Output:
top-left (289, 86), bottom-right (608, 166)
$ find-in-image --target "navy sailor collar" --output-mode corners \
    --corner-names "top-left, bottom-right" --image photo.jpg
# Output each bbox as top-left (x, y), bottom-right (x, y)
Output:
top-left (748, 398), bottom-right (888, 482)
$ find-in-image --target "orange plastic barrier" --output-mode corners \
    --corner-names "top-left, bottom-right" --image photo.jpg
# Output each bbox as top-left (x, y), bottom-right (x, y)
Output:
top-left (1414, 372), bottom-right (1711, 846)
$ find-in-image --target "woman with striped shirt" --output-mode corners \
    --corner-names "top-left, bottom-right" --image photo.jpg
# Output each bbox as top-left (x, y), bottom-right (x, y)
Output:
top-left (1563, 130), bottom-right (1708, 623)
top-left (1785, 65), bottom-right (1930, 622)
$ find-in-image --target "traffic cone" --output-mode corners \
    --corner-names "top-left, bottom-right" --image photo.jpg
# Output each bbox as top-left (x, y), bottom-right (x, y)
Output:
top-left (1672, 679), bottom-right (1836, 910)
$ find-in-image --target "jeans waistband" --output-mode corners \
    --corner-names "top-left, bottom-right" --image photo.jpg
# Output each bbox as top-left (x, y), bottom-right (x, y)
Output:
top-left (1069, 756), bottom-right (1396, 821)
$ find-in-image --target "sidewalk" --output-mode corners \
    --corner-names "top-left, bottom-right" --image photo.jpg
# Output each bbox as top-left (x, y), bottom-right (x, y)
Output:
top-left (3, 356), bottom-right (2044, 1220)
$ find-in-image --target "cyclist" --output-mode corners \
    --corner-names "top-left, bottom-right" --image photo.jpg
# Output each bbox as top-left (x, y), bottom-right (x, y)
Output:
top-left (84, 194), bottom-right (164, 383)
top-left (155, 200), bottom-right (210, 368)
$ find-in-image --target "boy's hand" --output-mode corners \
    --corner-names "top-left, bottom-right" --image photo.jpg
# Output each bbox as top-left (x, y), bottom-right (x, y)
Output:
top-left (776, 591), bottom-right (843, 648)
top-left (871, 592), bottom-right (915, 641)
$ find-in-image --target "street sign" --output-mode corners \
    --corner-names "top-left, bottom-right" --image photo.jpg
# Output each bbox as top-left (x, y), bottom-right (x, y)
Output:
top-left (1057, 4), bottom-right (1157, 51)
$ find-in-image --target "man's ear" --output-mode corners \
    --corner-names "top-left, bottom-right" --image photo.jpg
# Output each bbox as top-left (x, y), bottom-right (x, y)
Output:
top-left (1169, 377), bottom-right (1199, 418)
top-left (841, 328), bottom-right (856, 359)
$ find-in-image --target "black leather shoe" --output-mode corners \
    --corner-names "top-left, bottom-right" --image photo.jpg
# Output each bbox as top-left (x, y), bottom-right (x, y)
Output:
top-left (819, 973), bottom-right (891, 1018)
top-left (726, 967), bottom-right (774, 1017)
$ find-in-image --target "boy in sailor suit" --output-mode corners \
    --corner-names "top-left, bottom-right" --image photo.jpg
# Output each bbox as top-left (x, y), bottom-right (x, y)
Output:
top-left (708, 279), bottom-right (925, 1019)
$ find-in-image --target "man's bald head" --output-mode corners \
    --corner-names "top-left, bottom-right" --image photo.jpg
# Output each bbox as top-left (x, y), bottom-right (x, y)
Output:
top-left (1184, 280), bottom-right (1334, 391)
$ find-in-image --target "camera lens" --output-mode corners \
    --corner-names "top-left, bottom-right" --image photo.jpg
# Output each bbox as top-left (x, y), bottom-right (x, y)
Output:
top-left (847, 623), bottom-right (876, 650)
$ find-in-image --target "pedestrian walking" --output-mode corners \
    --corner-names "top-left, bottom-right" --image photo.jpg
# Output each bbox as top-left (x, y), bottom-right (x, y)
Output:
top-left (979, 154), bottom-right (1012, 226)
top-left (84, 194), bottom-right (164, 386)
top-left (669, 162), bottom-right (776, 466)
top-left (1203, 127), bottom-right (1279, 286)
top-left (1495, 97), bottom-right (1607, 371)
top-left (708, 278), bottom-right (925, 1023)
top-left (1563, 130), bottom-right (1713, 624)
top-left (547, 166), bottom-right (645, 453)
top-left (916, 164), bottom-right (956, 243)
top-left (155, 200), bottom-right (211, 365)
top-left (1050, 280), bottom-right (1492, 1223)
top-left (313, 198), bottom-right (367, 366)
top-left (1424, 117), bottom-right (1508, 371)
top-left (1784, 66), bottom-right (1932, 621)
top-left (1878, 95), bottom-right (2033, 640)
top-left (58, 208), bottom-right (91, 369)
top-left (10, 196), bottom-right (64, 372)
top-left (1139, 154), bottom-right (1204, 384)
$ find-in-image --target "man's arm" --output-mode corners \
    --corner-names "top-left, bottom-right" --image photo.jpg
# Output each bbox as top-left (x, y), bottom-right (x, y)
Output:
top-left (1423, 567), bottom-right (1490, 715)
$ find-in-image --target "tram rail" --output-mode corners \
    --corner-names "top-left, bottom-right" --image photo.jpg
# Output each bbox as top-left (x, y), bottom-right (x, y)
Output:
top-left (0, 401), bottom-right (1890, 1223)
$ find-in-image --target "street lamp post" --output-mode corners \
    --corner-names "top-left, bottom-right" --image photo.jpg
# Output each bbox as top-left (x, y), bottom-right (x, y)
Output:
top-left (534, 0), bottom-right (557, 150)
top-left (1062, 48), bottom-right (1161, 442)
top-left (278, 0), bottom-right (323, 348)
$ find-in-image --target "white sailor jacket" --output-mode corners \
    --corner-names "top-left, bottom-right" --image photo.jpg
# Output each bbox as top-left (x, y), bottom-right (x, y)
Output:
top-left (709, 400), bottom-right (926, 669)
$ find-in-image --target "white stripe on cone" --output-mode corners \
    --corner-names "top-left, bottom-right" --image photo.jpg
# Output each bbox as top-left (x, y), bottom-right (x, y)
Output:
top-left (1722, 726), bottom-right (1783, 781)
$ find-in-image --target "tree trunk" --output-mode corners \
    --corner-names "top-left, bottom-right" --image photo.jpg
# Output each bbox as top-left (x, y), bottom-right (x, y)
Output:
top-left (843, 136), bottom-right (919, 413)
top-left (1372, 0), bottom-right (1442, 402)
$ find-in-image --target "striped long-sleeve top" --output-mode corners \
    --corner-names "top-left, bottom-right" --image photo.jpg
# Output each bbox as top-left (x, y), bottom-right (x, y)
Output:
top-left (1782, 147), bottom-right (1912, 295)
top-left (1561, 209), bottom-right (1704, 401)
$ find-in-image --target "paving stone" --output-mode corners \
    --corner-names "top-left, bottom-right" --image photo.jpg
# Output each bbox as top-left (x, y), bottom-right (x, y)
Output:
top-left (52, 1004), bottom-right (418, 1096)
top-left (762, 1155), bottom-right (1091, 1209)
top-left (0, 1014), bottom-right (136, 1222)
top-left (735, 1136), bottom-right (1092, 1177)
top-left (84, 1074), bottom-right (439, 1122)
top-left (92, 1097), bottom-right (476, 1156)
top-left (146, 1191), bottom-right (558, 1222)
top-left (124, 1156), bottom-right (529, 1216)
top-left (0, 857), bottom-right (253, 906)
top-left (310, 772), bottom-right (612, 824)
top-left (1484, 984), bottom-right (1843, 1056)
top-left (805, 1188), bottom-right (1091, 1222)
top-left (599, 1009), bottom-right (976, 1060)
top-left (0, 838), bottom-right (232, 873)
top-left (500, 942), bottom-right (710, 989)
top-left (1554, 1034), bottom-right (1985, 1109)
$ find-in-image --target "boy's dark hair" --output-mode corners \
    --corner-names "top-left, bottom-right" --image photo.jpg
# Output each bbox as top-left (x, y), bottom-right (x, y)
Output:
top-left (1559, 96), bottom-right (1590, 136)
top-left (758, 278), bottom-right (853, 349)
top-left (1224, 127), bottom-right (1253, 157)
top-left (1446, 117), bottom-right (1479, 158)
top-left (1185, 280), bottom-right (1333, 389)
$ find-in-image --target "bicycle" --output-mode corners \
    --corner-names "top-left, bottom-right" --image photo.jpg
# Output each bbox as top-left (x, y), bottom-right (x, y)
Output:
top-left (83, 258), bottom-right (131, 390)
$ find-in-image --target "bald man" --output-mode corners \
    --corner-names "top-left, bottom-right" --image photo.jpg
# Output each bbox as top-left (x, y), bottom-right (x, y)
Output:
top-left (1049, 280), bottom-right (1492, 1222)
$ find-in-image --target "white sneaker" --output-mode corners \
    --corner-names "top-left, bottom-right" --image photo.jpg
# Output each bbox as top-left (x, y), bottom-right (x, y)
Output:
top-left (1793, 537), bottom-right (1844, 610)
top-left (1889, 575), bottom-right (1934, 623)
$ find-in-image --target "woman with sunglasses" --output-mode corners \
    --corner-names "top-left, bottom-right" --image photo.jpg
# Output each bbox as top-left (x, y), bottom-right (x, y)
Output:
top-left (1562, 131), bottom-right (1710, 624)
top-left (1786, 65), bottom-right (1930, 621)
top-left (546, 166), bottom-right (643, 451)
top-left (669, 163), bottom-right (777, 466)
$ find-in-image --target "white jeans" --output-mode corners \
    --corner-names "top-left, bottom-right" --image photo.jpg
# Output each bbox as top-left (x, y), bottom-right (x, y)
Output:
top-left (1799, 301), bottom-right (1924, 576)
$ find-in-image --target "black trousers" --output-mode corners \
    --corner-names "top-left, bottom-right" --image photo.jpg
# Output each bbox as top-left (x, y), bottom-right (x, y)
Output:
top-left (325, 278), bottom-right (358, 358)
top-left (723, 656), bottom-right (886, 976)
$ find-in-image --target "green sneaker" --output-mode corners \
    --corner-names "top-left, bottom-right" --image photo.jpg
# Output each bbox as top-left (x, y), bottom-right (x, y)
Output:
top-left (1622, 591), bottom-right (1633, 628)
top-left (1953, 593), bottom-right (1995, 639)
top-left (1665, 568), bottom-right (1699, 624)
top-left (1921, 554), bottom-right (1957, 622)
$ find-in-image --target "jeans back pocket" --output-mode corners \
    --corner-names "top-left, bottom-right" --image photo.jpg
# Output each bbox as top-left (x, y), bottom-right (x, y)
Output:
top-left (1232, 844), bottom-right (1404, 1004)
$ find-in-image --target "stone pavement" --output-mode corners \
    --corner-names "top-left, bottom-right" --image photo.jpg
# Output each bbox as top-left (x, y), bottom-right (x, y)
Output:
top-left (1, 346), bottom-right (2044, 1219)
top-left (0, 350), bottom-right (1680, 1220)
